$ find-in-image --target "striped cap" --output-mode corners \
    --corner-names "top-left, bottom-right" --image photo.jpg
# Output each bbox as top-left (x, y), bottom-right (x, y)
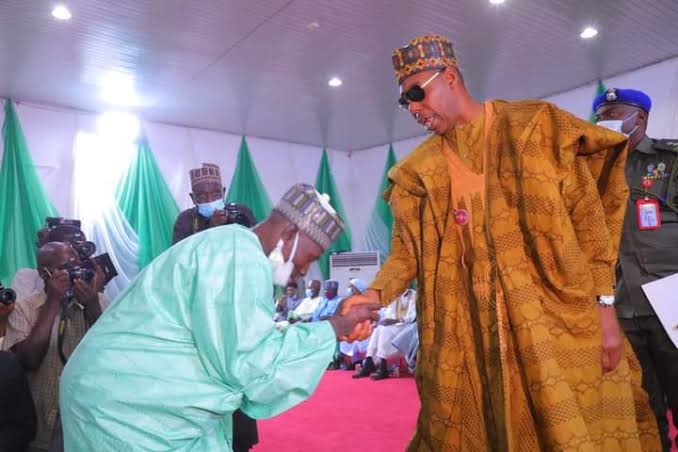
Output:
top-left (274, 183), bottom-right (344, 250)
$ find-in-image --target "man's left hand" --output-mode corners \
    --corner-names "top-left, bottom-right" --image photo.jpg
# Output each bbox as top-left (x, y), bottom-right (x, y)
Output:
top-left (73, 278), bottom-right (98, 307)
top-left (208, 210), bottom-right (229, 228)
top-left (599, 305), bottom-right (623, 373)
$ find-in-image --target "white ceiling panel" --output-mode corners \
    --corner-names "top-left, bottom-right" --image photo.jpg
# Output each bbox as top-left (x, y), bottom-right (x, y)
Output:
top-left (1, 0), bottom-right (677, 150)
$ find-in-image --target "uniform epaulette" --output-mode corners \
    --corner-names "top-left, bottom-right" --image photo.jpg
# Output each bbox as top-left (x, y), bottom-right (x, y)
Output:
top-left (654, 139), bottom-right (678, 152)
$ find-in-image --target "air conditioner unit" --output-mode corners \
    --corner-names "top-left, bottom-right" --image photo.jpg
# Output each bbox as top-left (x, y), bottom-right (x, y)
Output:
top-left (330, 251), bottom-right (381, 297)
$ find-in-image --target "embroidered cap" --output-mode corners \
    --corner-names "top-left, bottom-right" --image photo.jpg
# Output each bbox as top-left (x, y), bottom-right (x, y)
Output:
top-left (274, 183), bottom-right (345, 250)
top-left (392, 34), bottom-right (459, 84)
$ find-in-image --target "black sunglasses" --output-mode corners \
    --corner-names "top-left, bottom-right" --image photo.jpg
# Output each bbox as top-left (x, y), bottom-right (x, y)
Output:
top-left (398, 70), bottom-right (443, 109)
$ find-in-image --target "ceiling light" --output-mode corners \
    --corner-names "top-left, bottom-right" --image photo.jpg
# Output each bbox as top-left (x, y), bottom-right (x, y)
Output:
top-left (328, 77), bottom-right (342, 88)
top-left (99, 72), bottom-right (141, 107)
top-left (51, 4), bottom-right (72, 20)
top-left (489, 0), bottom-right (506, 4)
top-left (306, 21), bottom-right (320, 31)
top-left (580, 26), bottom-right (598, 39)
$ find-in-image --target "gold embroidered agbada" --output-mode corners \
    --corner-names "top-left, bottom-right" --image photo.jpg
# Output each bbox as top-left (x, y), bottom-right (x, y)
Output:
top-left (371, 99), bottom-right (659, 451)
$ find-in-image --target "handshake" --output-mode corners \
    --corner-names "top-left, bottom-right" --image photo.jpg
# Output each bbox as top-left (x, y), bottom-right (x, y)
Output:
top-left (328, 290), bottom-right (381, 342)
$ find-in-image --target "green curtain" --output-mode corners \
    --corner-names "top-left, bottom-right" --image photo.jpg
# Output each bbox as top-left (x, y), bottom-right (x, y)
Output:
top-left (364, 144), bottom-right (397, 260)
top-left (0, 99), bottom-right (58, 283)
top-left (116, 134), bottom-right (179, 269)
top-left (589, 80), bottom-right (607, 123)
top-left (226, 137), bottom-right (272, 222)
top-left (315, 149), bottom-right (352, 279)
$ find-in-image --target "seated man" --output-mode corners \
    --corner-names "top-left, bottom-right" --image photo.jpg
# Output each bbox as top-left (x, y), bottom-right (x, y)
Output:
top-left (273, 282), bottom-right (301, 323)
top-left (312, 280), bottom-right (344, 370)
top-left (288, 279), bottom-right (322, 323)
top-left (353, 288), bottom-right (417, 380)
top-left (339, 278), bottom-right (369, 369)
top-left (58, 184), bottom-right (380, 451)
top-left (172, 163), bottom-right (256, 244)
top-left (2, 242), bottom-right (107, 452)
top-left (12, 224), bottom-right (85, 301)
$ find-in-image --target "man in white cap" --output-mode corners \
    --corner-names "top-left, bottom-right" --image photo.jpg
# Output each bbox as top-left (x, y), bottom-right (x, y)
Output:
top-left (59, 183), bottom-right (381, 451)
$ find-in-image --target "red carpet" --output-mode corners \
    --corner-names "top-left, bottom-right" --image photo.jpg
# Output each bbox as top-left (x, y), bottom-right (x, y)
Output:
top-left (255, 371), bottom-right (420, 452)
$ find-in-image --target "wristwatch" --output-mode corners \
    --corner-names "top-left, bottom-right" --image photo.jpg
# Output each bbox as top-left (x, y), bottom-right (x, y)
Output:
top-left (597, 295), bottom-right (615, 307)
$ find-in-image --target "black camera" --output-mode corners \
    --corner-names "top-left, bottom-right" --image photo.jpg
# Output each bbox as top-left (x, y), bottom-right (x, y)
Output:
top-left (0, 282), bottom-right (17, 306)
top-left (224, 203), bottom-right (254, 228)
top-left (72, 240), bottom-right (97, 259)
top-left (46, 217), bottom-right (81, 229)
top-left (65, 264), bottom-right (95, 284)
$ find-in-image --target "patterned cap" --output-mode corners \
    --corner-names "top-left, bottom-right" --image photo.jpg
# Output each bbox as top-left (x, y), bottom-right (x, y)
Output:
top-left (593, 88), bottom-right (652, 113)
top-left (392, 34), bottom-right (458, 84)
top-left (190, 163), bottom-right (222, 190)
top-left (274, 183), bottom-right (345, 250)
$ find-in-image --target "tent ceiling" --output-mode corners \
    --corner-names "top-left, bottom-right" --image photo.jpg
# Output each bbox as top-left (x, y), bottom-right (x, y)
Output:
top-left (1, 0), bottom-right (677, 150)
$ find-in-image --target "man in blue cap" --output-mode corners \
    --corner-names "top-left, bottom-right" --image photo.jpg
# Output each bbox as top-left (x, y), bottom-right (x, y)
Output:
top-left (595, 88), bottom-right (678, 451)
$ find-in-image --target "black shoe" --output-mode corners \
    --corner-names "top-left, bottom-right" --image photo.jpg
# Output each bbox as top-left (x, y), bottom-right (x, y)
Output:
top-left (370, 368), bottom-right (389, 380)
top-left (352, 358), bottom-right (376, 378)
top-left (327, 361), bottom-right (341, 370)
top-left (345, 362), bottom-right (356, 371)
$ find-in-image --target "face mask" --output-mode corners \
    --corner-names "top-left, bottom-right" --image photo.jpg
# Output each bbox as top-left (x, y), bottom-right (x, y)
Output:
top-left (197, 198), bottom-right (225, 218)
top-left (268, 233), bottom-right (299, 287)
top-left (305, 288), bottom-right (314, 298)
top-left (597, 112), bottom-right (639, 137)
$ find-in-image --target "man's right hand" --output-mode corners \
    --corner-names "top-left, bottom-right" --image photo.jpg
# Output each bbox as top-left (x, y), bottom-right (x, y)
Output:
top-left (328, 301), bottom-right (381, 339)
top-left (339, 290), bottom-right (381, 341)
top-left (45, 270), bottom-right (71, 305)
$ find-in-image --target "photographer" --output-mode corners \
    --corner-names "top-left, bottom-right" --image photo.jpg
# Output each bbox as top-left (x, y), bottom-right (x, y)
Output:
top-left (172, 163), bottom-right (256, 244)
top-left (12, 223), bottom-right (90, 301)
top-left (2, 242), bottom-right (107, 452)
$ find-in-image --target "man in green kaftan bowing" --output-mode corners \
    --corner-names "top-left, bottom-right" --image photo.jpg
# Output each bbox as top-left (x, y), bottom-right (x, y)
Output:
top-left (59, 183), bottom-right (380, 451)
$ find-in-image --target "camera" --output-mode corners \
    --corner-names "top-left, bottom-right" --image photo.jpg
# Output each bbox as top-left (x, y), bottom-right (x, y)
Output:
top-left (0, 282), bottom-right (17, 306)
top-left (46, 217), bottom-right (81, 229)
top-left (65, 264), bottom-right (95, 284)
top-left (72, 240), bottom-right (97, 259)
top-left (224, 203), bottom-right (254, 227)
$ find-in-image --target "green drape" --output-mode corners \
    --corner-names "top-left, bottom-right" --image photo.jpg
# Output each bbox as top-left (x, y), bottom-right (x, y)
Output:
top-left (0, 99), bottom-right (58, 283)
top-left (226, 137), bottom-right (272, 222)
top-left (589, 80), bottom-right (607, 123)
top-left (364, 144), bottom-right (396, 259)
top-left (314, 149), bottom-right (352, 279)
top-left (116, 134), bottom-right (179, 269)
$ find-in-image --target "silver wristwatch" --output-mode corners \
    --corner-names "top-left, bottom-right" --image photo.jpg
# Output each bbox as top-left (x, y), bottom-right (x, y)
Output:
top-left (597, 295), bottom-right (615, 307)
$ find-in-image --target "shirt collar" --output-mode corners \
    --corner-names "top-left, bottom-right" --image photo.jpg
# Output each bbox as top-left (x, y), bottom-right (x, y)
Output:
top-left (633, 136), bottom-right (655, 155)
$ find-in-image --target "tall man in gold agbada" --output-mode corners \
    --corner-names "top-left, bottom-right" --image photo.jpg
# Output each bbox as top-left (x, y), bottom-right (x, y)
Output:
top-left (344, 35), bottom-right (659, 451)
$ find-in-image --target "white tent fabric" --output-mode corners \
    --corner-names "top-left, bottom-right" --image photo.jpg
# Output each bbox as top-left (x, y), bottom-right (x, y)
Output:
top-left (71, 131), bottom-right (140, 301)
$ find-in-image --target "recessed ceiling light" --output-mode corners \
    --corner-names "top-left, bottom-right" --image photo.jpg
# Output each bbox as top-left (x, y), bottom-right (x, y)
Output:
top-left (306, 21), bottom-right (320, 31)
top-left (51, 4), bottom-right (72, 21)
top-left (580, 26), bottom-right (598, 39)
top-left (328, 77), bottom-right (343, 88)
top-left (489, 0), bottom-right (506, 4)
top-left (99, 72), bottom-right (141, 107)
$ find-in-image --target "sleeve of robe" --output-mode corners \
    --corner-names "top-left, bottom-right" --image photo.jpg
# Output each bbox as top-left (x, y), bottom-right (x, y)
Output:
top-left (543, 105), bottom-right (629, 296)
top-left (370, 185), bottom-right (418, 306)
top-left (190, 229), bottom-right (337, 420)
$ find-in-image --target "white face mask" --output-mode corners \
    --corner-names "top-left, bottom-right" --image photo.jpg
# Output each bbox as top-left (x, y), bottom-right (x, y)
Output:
top-left (268, 233), bottom-right (299, 287)
top-left (597, 112), bottom-right (638, 137)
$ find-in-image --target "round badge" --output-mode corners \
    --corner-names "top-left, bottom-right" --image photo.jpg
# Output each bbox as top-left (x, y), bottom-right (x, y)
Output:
top-left (454, 209), bottom-right (469, 225)
top-left (641, 177), bottom-right (653, 189)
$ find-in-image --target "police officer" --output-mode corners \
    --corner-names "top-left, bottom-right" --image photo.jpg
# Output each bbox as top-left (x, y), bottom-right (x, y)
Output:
top-left (595, 88), bottom-right (678, 451)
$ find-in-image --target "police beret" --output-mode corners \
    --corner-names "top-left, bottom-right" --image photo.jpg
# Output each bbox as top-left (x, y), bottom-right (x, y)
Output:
top-left (593, 88), bottom-right (652, 113)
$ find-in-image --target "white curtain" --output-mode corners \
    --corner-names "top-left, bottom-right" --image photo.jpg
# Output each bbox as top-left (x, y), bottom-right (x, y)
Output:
top-left (71, 131), bottom-right (140, 301)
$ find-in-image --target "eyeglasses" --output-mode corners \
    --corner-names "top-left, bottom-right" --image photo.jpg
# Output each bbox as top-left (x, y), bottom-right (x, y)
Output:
top-left (398, 70), bottom-right (443, 109)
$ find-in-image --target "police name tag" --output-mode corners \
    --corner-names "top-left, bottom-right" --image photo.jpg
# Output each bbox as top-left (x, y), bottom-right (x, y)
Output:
top-left (636, 198), bottom-right (661, 230)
